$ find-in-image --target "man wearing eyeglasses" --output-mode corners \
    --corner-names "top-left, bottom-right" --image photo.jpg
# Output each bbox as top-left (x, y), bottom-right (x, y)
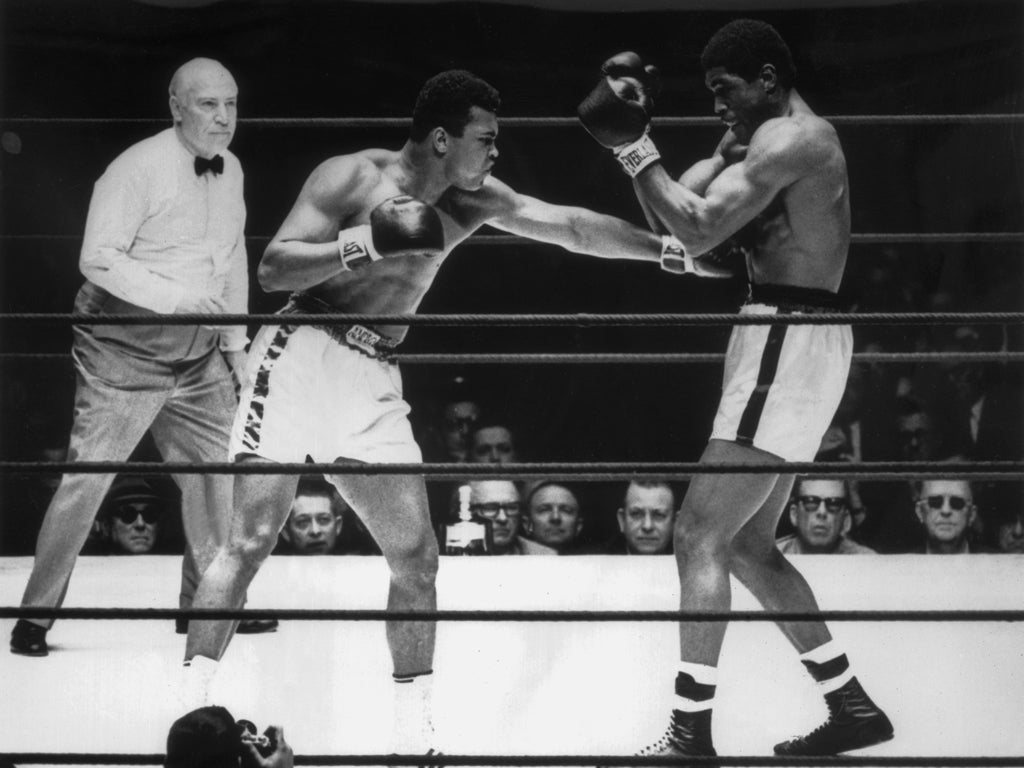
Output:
top-left (95, 477), bottom-right (167, 556)
top-left (462, 480), bottom-right (554, 555)
top-left (776, 479), bottom-right (875, 555)
top-left (912, 479), bottom-right (989, 554)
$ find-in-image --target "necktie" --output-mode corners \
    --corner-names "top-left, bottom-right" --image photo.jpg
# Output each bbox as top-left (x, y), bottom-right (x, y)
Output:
top-left (194, 154), bottom-right (224, 176)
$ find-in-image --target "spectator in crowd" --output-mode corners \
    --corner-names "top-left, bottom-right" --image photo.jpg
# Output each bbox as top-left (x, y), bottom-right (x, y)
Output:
top-left (522, 481), bottom-right (587, 554)
top-left (460, 480), bottom-right (554, 555)
top-left (859, 397), bottom-right (963, 553)
top-left (468, 419), bottom-right (519, 465)
top-left (92, 476), bottom-right (168, 555)
top-left (935, 324), bottom-right (1024, 534)
top-left (776, 478), bottom-right (876, 555)
top-left (165, 705), bottom-right (292, 768)
top-left (606, 480), bottom-right (677, 555)
top-left (436, 388), bottom-right (482, 464)
top-left (10, 58), bottom-right (255, 657)
top-left (936, 325), bottom-right (1022, 462)
top-left (993, 508), bottom-right (1024, 554)
top-left (813, 347), bottom-right (897, 543)
top-left (418, 376), bottom-right (482, 463)
top-left (895, 396), bottom-right (957, 463)
top-left (277, 477), bottom-right (347, 555)
top-left (419, 378), bottom-right (482, 528)
top-left (912, 478), bottom-right (989, 554)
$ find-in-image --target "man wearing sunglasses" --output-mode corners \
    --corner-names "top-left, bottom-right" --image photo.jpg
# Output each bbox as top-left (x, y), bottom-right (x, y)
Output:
top-left (912, 479), bottom-right (988, 555)
top-left (776, 479), bottom-right (875, 555)
top-left (95, 477), bottom-right (168, 556)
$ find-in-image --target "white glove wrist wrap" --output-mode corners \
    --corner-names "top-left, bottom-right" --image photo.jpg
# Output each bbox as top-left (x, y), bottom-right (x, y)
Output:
top-left (614, 131), bottom-right (661, 177)
top-left (660, 235), bottom-right (695, 275)
top-left (337, 224), bottom-right (382, 271)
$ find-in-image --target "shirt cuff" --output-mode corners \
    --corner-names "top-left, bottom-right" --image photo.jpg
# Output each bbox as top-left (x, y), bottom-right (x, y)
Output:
top-left (218, 326), bottom-right (249, 352)
top-left (147, 282), bottom-right (187, 315)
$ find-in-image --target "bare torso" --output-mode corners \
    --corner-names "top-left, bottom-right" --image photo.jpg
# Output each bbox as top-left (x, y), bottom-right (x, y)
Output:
top-left (300, 150), bottom-right (500, 341)
top-left (734, 96), bottom-right (850, 292)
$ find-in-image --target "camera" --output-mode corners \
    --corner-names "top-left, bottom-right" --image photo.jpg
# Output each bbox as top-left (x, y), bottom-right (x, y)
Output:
top-left (237, 719), bottom-right (277, 762)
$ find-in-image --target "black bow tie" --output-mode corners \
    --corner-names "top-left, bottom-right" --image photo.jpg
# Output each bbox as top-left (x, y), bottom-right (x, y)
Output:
top-left (194, 155), bottom-right (224, 176)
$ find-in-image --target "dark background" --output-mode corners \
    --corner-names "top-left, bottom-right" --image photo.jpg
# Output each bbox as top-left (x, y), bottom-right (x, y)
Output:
top-left (1, 0), bottom-right (1021, 546)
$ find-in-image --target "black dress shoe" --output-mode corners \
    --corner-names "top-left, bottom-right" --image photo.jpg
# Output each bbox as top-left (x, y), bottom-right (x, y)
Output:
top-left (236, 618), bottom-right (279, 634)
top-left (11, 619), bottom-right (49, 656)
top-left (175, 617), bottom-right (279, 634)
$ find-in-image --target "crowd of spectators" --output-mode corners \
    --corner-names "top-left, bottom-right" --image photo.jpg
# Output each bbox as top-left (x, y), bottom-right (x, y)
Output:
top-left (1, 255), bottom-right (1021, 559)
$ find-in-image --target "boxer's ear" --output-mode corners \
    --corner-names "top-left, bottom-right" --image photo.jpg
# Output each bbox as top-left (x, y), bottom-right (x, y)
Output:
top-left (432, 127), bottom-right (448, 156)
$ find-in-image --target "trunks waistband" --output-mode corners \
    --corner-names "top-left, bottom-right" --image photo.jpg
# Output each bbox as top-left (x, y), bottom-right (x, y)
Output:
top-left (280, 293), bottom-right (399, 358)
top-left (745, 283), bottom-right (847, 314)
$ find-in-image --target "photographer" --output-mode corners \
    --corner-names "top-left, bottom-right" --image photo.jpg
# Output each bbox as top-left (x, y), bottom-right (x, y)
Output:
top-left (166, 706), bottom-right (292, 768)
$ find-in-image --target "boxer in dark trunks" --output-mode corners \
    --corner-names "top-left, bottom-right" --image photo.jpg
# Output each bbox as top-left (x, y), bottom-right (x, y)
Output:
top-left (579, 19), bottom-right (893, 756)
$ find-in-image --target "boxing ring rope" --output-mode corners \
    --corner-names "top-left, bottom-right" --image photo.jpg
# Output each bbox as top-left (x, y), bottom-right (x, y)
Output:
top-left (4, 112), bottom-right (1024, 126)
top-left (3, 232), bottom-right (1023, 245)
top-left (1, 351), bottom-right (1022, 365)
top-left (4, 754), bottom-right (1024, 766)
top-left (2, 606), bottom-right (1022, 623)
top-left (1, 459), bottom-right (1021, 480)
top-left (2, 111), bottom-right (1023, 768)
top-left (3, 311), bottom-right (1023, 326)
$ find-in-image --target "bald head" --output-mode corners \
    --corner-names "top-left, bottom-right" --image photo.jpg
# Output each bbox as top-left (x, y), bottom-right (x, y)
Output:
top-left (168, 58), bottom-right (235, 101)
top-left (168, 58), bottom-right (238, 158)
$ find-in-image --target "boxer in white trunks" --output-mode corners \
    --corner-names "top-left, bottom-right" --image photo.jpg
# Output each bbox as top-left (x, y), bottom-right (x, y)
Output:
top-left (182, 69), bottom-right (699, 757)
top-left (578, 19), bottom-right (893, 757)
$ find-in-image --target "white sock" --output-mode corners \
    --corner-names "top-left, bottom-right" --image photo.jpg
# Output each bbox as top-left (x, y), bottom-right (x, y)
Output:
top-left (392, 671), bottom-right (435, 754)
top-left (799, 641), bottom-right (854, 694)
top-left (181, 655), bottom-right (219, 709)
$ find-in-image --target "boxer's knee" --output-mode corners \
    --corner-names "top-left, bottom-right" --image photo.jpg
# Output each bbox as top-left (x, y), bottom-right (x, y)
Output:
top-left (729, 535), bottom-right (785, 582)
top-left (386, 529), bottom-right (439, 591)
top-left (730, 523), bottom-right (776, 563)
top-left (224, 526), bottom-right (278, 575)
top-left (674, 504), bottom-right (731, 562)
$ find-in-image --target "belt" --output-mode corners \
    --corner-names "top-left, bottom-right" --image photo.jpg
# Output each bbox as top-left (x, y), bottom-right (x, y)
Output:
top-left (745, 282), bottom-right (848, 314)
top-left (279, 293), bottom-right (400, 359)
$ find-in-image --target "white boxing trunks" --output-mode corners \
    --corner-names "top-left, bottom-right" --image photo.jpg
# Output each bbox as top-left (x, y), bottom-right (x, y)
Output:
top-left (709, 283), bottom-right (852, 462)
top-left (229, 297), bottom-right (421, 464)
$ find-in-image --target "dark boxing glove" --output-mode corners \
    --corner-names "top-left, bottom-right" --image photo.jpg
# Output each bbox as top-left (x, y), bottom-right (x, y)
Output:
top-left (337, 195), bottom-right (445, 271)
top-left (577, 52), bottom-right (662, 176)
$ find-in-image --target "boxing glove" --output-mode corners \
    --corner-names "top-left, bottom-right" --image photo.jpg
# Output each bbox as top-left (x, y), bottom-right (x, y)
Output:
top-left (578, 53), bottom-right (663, 176)
top-left (337, 195), bottom-right (445, 271)
top-left (660, 235), bottom-right (747, 279)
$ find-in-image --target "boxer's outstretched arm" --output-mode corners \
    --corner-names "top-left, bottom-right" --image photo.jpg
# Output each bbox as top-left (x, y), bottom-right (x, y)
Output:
top-left (485, 181), bottom-right (661, 262)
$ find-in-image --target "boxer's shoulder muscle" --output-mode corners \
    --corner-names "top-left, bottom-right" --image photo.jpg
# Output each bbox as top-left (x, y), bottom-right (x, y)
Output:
top-left (441, 175), bottom-right (518, 231)
top-left (302, 151), bottom-right (393, 217)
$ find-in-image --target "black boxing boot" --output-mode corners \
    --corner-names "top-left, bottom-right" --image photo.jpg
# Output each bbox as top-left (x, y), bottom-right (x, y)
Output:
top-left (636, 709), bottom-right (716, 759)
top-left (774, 677), bottom-right (894, 755)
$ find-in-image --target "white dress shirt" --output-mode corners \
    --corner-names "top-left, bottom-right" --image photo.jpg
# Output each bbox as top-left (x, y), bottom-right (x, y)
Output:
top-left (79, 127), bottom-right (248, 351)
